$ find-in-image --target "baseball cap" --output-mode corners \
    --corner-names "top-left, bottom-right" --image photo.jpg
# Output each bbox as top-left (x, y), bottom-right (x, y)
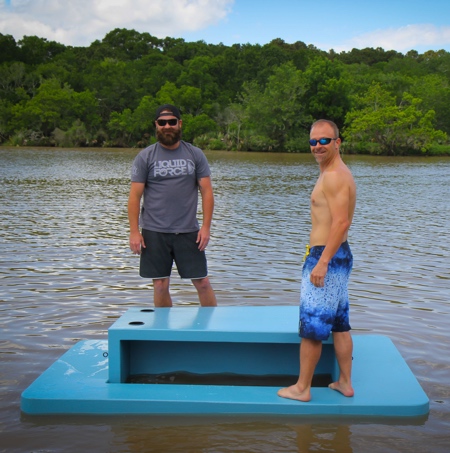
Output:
top-left (155, 104), bottom-right (181, 120)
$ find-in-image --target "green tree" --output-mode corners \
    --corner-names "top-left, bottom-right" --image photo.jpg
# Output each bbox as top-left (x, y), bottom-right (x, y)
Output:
top-left (107, 108), bottom-right (135, 146)
top-left (182, 113), bottom-right (218, 143)
top-left (107, 95), bottom-right (158, 146)
top-left (18, 35), bottom-right (66, 65)
top-left (10, 79), bottom-right (100, 138)
top-left (178, 85), bottom-right (203, 115)
top-left (2, 27), bottom-right (449, 152)
top-left (216, 103), bottom-right (247, 150)
top-left (53, 119), bottom-right (91, 147)
top-left (164, 39), bottom-right (215, 65)
top-left (241, 62), bottom-right (311, 151)
top-left (409, 74), bottom-right (450, 134)
top-left (155, 81), bottom-right (180, 106)
top-left (0, 33), bottom-right (19, 63)
top-left (153, 82), bottom-right (206, 118)
top-left (337, 47), bottom-right (403, 66)
top-left (344, 83), bottom-right (447, 155)
top-left (83, 57), bottom-right (142, 121)
top-left (176, 56), bottom-right (219, 104)
top-left (132, 95), bottom-right (158, 134)
top-left (303, 57), bottom-right (351, 127)
top-left (0, 62), bottom-right (27, 101)
top-left (0, 98), bottom-right (12, 142)
top-left (419, 49), bottom-right (450, 79)
top-left (35, 62), bottom-right (71, 85)
top-left (134, 53), bottom-right (183, 98)
top-left (98, 28), bottom-right (162, 61)
top-left (234, 43), bottom-right (264, 85)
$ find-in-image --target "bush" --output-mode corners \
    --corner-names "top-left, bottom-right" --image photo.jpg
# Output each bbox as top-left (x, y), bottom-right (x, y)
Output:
top-left (52, 120), bottom-right (90, 147)
top-left (7, 129), bottom-right (52, 146)
top-left (285, 129), bottom-right (311, 153)
top-left (426, 143), bottom-right (450, 156)
top-left (341, 140), bottom-right (383, 155)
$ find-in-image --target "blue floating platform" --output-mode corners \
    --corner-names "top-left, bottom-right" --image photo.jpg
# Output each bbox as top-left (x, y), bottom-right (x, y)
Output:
top-left (21, 306), bottom-right (429, 416)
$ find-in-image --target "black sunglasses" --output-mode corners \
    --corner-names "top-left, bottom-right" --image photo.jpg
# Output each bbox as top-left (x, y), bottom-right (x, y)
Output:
top-left (156, 119), bottom-right (178, 127)
top-left (309, 137), bottom-right (337, 146)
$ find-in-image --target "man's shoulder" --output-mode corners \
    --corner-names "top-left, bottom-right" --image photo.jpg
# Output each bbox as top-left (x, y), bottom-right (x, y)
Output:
top-left (178, 141), bottom-right (209, 166)
top-left (139, 143), bottom-right (159, 156)
top-left (322, 164), bottom-right (355, 191)
top-left (179, 140), bottom-right (204, 155)
top-left (133, 143), bottom-right (157, 161)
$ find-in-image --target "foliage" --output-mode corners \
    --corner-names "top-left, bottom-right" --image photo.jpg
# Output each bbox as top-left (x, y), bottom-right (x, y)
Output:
top-left (0, 30), bottom-right (449, 153)
top-left (240, 62), bottom-right (311, 151)
top-left (182, 113), bottom-right (218, 143)
top-left (427, 143), bottom-right (450, 155)
top-left (303, 57), bottom-right (351, 128)
top-left (343, 84), bottom-right (447, 155)
top-left (53, 119), bottom-right (91, 147)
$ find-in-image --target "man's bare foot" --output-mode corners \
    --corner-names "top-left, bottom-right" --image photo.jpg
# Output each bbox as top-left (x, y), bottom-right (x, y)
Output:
top-left (329, 381), bottom-right (354, 397)
top-left (277, 385), bottom-right (311, 402)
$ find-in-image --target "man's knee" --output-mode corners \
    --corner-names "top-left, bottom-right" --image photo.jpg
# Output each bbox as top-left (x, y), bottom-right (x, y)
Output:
top-left (153, 278), bottom-right (169, 292)
top-left (192, 277), bottom-right (211, 292)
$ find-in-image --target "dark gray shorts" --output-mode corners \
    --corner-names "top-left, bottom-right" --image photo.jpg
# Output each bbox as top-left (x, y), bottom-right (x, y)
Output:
top-left (140, 229), bottom-right (208, 279)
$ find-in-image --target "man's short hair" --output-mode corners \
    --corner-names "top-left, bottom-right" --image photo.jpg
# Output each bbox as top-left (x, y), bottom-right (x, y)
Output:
top-left (311, 119), bottom-right (339, 138)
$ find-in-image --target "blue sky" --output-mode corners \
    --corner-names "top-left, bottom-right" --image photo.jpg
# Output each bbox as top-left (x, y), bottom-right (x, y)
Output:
top-left (1, 0), bottom-right (450, 53)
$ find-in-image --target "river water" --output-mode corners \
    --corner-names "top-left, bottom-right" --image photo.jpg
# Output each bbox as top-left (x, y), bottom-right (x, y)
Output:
top-left (0, 148), bottom-right (449, 452)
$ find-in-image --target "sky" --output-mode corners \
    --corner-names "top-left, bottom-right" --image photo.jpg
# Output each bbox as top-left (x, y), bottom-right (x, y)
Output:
top-left (1, 0), bottom-right (450, 54)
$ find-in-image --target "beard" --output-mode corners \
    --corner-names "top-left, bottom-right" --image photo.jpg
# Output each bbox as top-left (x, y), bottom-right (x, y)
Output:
top-left (156, 127), bottom-right (182, 147)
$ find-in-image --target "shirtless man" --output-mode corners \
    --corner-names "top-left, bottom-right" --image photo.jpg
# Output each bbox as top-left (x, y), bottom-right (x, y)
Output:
top-left (278, 119), bottom-right (356, 402)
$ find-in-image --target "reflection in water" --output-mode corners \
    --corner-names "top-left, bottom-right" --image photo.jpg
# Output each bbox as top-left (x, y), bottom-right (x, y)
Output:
top-left (107, 418), bottom-right (354, 453)
top-left (1, 148), bottom-right (450, 452)
top-left (293, 423), bottom-right (352, 453)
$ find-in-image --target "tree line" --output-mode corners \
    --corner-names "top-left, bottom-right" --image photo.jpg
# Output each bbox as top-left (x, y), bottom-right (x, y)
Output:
top-left (1, 28), bottom-right (450, 155)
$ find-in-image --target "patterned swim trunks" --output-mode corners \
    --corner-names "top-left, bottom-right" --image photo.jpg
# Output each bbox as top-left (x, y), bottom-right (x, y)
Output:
top-left (299, 241), bottom-right (353, 341)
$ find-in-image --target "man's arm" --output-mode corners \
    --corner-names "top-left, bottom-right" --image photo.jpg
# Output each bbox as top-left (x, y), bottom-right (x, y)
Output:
top-left (128, 182), bottom-right (146, 255)
top-left (197, 176), bottom-right (214, 251)
top-left (310, 172), bottom-right (351, 287)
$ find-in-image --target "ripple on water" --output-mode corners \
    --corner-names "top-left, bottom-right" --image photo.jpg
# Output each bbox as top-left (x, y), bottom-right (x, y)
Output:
top-left (0, 149), bottom-right (449, 450)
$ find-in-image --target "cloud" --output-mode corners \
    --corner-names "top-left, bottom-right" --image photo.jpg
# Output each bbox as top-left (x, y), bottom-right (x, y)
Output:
top-left (327, 24), bottom-right (450, 53)
top-left (0, 0), bottom-right (234, 46)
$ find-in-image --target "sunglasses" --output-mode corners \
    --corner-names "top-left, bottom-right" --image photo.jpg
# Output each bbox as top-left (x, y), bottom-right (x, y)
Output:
top-left (156, 119), bottom-right (178, 127)
top-left (309, 137), bottom-right (337, 146)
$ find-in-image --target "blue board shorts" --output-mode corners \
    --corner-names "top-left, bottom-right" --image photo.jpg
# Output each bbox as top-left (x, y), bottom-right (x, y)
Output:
top-left (140, 229), bottom-right (208, 279)
top-left (299, 241), bottom-right (353, 341)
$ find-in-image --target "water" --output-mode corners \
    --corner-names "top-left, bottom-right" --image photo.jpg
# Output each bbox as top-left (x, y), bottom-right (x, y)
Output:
top-left (0, 148), bottom-right (449, 452)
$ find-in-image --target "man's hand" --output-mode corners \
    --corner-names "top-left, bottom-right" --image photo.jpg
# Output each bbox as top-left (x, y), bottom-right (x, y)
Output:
top-left (196, 225), bottom-right (211, 251)
top-left (310, 261), bottom-right (328, 287)
top-left (129, 231), bottom-right (145, 255)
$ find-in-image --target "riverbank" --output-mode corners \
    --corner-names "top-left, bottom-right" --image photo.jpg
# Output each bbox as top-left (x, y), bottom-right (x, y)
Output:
top-left (2, 144), bottom-right (450, 156)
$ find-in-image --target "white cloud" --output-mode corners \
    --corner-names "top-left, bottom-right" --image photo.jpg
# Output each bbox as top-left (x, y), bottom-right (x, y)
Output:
top-left (0, 0), bottom-right (234, 46)
top-left (323, 24), bottom-right (450, 53)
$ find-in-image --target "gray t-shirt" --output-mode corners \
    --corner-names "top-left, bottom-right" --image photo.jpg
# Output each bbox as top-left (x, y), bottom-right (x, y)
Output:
top-left (131, 141), bottom-right (211, 233)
